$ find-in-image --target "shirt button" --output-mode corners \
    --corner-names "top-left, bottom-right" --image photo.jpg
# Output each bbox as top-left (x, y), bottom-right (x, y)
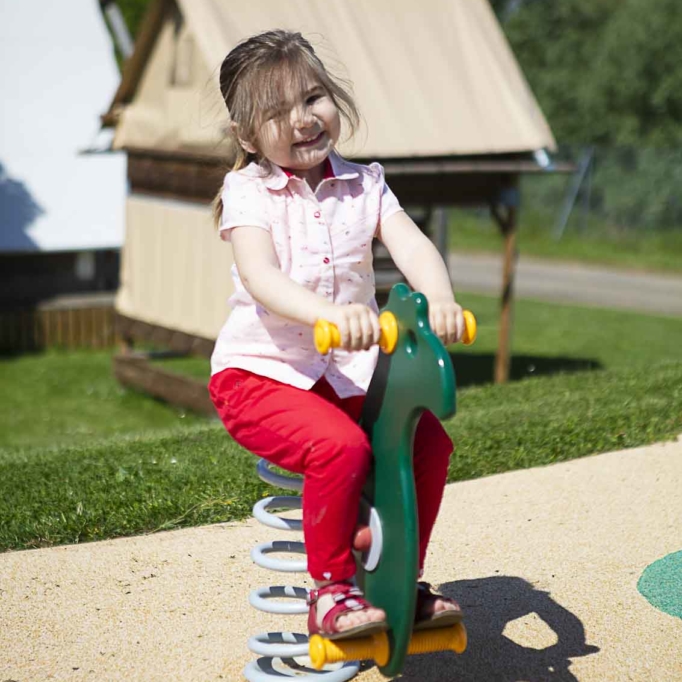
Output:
top-left (314, 211), bottom-right (321, 219)
top-left (323, 257), bottom-right (330, 264)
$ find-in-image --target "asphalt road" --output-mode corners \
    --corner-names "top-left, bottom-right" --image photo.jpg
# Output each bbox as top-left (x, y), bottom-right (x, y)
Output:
top-left (448, 253), bottom-right (682, 317)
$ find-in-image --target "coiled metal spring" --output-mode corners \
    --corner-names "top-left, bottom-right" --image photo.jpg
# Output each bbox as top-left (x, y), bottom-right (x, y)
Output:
top-left (243, 458), bottom-right (359, 681)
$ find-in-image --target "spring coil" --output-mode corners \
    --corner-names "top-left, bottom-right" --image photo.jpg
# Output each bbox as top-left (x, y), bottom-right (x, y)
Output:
top-left (243, 458), bottom-right (360, 681)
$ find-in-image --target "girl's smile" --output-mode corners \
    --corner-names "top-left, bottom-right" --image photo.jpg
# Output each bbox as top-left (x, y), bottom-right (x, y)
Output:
top-left (293, 131), bottom-right (326, 148)
top-left (245, 78), bottom-right (341, 187)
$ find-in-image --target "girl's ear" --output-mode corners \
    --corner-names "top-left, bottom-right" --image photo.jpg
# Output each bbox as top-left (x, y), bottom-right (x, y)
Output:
top-left (231, 121), bottom-right (257, 155)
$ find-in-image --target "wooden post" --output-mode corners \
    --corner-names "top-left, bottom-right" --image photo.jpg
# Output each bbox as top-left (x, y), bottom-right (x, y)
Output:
top-left (491, 183), bottom-right (520, 384)
top-left (119, 336), bottom-right (134, 355)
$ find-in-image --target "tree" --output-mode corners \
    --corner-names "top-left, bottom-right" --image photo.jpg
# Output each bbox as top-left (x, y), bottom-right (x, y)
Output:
top-left (502, 0), bottom-right (619, 144)
top-left (114, 0), bottom-right (153, 39)
top-left (593, 0), bottom-right (682, 145)
top-left (502, 0), bottom-right (682, 145)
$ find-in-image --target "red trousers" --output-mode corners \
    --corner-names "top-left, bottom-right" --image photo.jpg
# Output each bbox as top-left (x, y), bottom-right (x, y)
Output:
top-left (209, 368), bottom-right (453, 582)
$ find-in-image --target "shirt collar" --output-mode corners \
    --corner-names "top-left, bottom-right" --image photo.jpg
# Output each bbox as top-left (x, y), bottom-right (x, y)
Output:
top-left (328, 151), bottom-right (360, 181)
top-left (281, 157), bottom-right (334, 182)
top-left (247, 150), bottom-right (359, 191)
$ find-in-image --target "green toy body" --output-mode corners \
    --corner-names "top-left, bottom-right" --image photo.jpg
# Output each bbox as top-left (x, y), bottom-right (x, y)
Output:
top-left (357, 283), bottom-right (457, 676)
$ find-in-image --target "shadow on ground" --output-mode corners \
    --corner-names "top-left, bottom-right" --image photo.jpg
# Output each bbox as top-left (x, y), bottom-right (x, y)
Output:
top-left (449, 353), bottom-right (603, 388)
top-left (373, 576), bottom-right (600, 682)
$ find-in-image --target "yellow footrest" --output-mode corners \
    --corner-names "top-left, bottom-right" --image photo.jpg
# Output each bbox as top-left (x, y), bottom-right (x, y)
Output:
top-left (309, 631), bottom-right (390, 669)
top-left (309, 623), bottom-right (467, 670)
top-left (408, 624), bottom-right (467, 655)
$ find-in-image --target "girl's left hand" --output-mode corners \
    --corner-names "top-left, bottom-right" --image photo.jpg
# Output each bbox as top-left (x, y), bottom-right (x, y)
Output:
top-left (429, 299), bottom-right (465, 346)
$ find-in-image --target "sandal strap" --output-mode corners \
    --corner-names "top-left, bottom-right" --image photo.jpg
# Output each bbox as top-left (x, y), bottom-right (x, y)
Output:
top-left (417, 581), bottom-right (436, 596)
top-left (307, 580), bottom-right (363, 606)
top-left (320, 597), bottom-right (368, 633)
top-left (416, 581), bottom-right (462, 617)
top-left (307, 580), bottom-right (374, 635)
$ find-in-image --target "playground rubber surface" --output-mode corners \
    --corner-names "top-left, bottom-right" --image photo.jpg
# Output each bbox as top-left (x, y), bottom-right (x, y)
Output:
top-left (2, 436), bottom-right (681, 681)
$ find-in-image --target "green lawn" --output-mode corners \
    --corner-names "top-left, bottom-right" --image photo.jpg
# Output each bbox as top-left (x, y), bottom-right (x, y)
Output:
top-left (448, 208), bottom-right (682, 274)
top-left (1, 294), bottom-right (681, 551)
top-left (0, 350), bottom-right (208, 451)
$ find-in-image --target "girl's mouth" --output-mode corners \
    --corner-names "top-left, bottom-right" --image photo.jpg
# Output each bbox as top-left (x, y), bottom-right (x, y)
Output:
top-left (293, 131), bottom-right (325, 148)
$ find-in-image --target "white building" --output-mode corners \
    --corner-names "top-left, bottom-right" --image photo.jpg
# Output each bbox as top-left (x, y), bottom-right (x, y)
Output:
top-left (0, 0), bottom-right (126, 306)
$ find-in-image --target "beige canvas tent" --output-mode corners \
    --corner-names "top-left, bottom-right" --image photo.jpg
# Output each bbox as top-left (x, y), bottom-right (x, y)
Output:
top-left (106, 0), bottom-right (560, 408)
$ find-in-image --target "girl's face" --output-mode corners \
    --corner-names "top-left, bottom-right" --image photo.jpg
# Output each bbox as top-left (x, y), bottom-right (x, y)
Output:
top-left (247, 76), bottom-right (341, 182)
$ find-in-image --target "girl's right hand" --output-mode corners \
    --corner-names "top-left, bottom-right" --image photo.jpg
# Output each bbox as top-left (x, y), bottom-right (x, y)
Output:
top-left (321, 304), bottom-right (381, 352)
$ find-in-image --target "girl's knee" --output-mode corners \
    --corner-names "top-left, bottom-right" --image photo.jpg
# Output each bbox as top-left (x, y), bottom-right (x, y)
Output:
top-left (309, 429), bottom-right (372, 476)
top-left (334, 431), bottom-right (373, 471)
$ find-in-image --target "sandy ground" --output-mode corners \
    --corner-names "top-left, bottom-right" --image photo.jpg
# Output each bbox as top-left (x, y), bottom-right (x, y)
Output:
top-left (2, 436), bottom-right (681, 682)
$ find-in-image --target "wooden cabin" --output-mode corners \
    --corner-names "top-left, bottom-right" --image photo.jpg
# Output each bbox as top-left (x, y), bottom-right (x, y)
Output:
top-left (104, 0), bottom-right (560, 410)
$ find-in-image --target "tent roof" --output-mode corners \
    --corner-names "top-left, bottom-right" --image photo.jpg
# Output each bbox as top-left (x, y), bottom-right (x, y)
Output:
top-left (107, 0), bottom-right (555, 160)
top-left (0, 0), bottom-right (126, 253)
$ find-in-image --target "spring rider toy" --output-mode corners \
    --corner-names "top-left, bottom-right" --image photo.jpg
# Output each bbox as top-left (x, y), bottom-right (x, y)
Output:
top-left (244, 283), bottom-right (476, 680)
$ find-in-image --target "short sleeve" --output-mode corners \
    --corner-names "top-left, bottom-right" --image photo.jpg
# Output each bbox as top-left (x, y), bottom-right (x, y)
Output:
top-left (370, 162), bottom-right (404, 226)
top-left (219, 171), bottom-right (271, 240)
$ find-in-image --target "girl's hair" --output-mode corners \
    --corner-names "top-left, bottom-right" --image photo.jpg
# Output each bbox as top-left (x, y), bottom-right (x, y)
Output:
top-left (212, 30), bottom-right (360, 227)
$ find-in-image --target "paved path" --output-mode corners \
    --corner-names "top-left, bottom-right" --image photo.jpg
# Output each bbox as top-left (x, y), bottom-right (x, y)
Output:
top-left (448, 253), bottom-right (682, 317)
top-left (2, 437), bottom-right (681, 681)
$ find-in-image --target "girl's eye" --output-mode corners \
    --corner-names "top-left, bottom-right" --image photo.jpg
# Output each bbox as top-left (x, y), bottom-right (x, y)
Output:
top-left (306, 93), bottom-right (323, 105)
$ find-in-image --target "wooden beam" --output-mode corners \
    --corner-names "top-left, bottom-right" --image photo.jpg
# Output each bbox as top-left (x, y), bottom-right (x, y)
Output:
top-left (113, 353), bottom-right (215, 416)
top-left (125, 149), bottom-right (564, 207)
top-left (115, 314), bottom-right (214, 358)
top-left (101, 0), bottom-right (171, 127)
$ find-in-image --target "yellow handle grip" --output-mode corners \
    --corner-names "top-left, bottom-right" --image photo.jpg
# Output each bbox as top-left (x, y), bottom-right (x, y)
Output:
top-left (462, 309), bottom-right (477, 346)
top-left (314, 311), bottom-right (398, 355)
top-left (314, 309), bottom-right (477, 354)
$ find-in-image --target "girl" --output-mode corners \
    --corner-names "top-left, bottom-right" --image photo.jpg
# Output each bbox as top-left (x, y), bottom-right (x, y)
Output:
top-left (209, 30), bottom-right (465, 641)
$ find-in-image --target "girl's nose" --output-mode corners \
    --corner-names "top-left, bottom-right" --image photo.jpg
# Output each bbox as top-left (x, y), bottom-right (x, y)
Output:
top-left (292, 104), bottom-right (315, 129)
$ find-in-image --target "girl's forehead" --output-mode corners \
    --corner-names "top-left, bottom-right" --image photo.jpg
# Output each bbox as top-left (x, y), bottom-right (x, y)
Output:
top-left (251, 60), bottom-right (327, 122)
top-left (280, 73), bottom-right (324, 102)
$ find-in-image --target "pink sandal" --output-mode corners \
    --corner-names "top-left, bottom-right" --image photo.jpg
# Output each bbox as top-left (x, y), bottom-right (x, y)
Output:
top-left (307, 580), bottom-right (388, 640)
top-left (414, 581), bottom-right (464, 631)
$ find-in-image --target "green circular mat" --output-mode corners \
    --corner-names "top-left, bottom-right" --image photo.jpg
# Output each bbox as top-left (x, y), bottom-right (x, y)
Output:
top-left (637, 551), bottom-right (682, 619)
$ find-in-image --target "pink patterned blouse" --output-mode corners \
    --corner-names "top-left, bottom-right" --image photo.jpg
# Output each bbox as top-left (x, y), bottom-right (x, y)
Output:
top-left (210, 151), bottom-right (404, 397)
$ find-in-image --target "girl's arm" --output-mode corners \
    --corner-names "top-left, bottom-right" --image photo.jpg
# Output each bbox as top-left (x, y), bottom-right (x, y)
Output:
top-left (230, 225), bottom-right (380, 350)
top-left (377, 211), bottom-right (464, 345)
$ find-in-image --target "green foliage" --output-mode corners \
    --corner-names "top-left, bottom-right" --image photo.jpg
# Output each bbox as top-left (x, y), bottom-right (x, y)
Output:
top-left (503, 0), bottom-right (682, 146)
top-left (587, 147), bottom-right (682, 229)
top-left (115, 0), bottom-right (153, 39)
top-left (502, 0), bottom-right (618, 143)
top-left (593, 0), bottom-right (682, 146)
top-left (516, 145), bottom-right (682, 232)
